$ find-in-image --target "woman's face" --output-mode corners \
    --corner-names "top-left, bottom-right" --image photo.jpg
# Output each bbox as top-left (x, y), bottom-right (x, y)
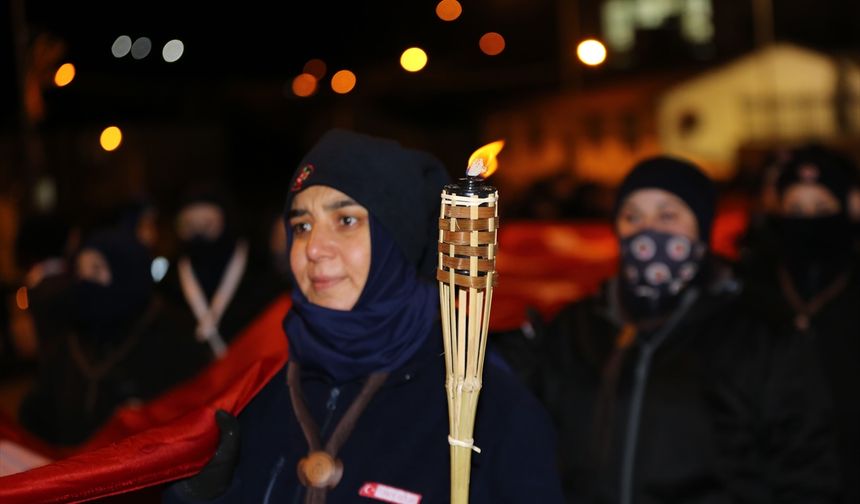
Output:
top-left (176, 203), bottom-right (224, 242)
top-left (780, 183), bottom-right (841, 218)
top-left (615, 188), bottom-right (699, 241)
top-left (288, 185), bottom-right (371, 311)
top-left (76, 249), bottom-right (112, 286)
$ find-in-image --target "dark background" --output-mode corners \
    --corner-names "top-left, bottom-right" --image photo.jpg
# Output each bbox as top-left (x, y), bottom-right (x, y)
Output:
top-left (1, 0), bottom-right (859, 252)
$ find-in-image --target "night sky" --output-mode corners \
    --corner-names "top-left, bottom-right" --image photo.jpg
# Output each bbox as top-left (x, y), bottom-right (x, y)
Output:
top-left (1, 0), bottom-right (858, 245)
top-left (0, 1), bottom-right (570, 252)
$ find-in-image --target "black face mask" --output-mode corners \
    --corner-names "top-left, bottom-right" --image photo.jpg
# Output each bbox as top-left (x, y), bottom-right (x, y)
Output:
top-left (618, 230), bottom-right (707, 322)
top-left (180, 232), bottom-right (238, 297)
top-left (73, 280), bottom-right (149, 342)
top-left (777, 214), bottom-right (853, 297)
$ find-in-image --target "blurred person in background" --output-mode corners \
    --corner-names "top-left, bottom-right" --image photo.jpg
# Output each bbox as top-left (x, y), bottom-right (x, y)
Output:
top-left (110, 197), bottom-right (160, 252)
top-left (498, 156), bottom-right (840, 503)
top-left (739, 144), bottom-right (859, 503)
top-left (18, 227), bottom-right (197, 445)
top-left (13, 212), bottom-right (75, 360)
top-left (512, 170), bottom-right (579, 219)
top-left (159, 183), bottom-right (284, 363)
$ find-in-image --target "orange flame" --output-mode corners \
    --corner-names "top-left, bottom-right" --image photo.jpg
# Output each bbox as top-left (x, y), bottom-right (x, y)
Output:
top-left (467, 140), bottom-right (505, 178)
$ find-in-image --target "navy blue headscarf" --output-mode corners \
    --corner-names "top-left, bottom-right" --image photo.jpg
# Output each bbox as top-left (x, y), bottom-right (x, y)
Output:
top-left (281, 129), bottom-right (449, 383)
top-left (284, 217), bottom-right (437, 383)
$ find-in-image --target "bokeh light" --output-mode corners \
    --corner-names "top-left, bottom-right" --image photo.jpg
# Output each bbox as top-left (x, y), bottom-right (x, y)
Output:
top-left (151, 257), bottom-right (169, 282)
top-left (54, 63), bottom-right (75, 87)
top-left (436, 0), bottom-right (462, 21)
top-left (100, 126), bottom-right (123, 151)
top-left (303, 59), bottom-right (327, 80)
top-left (292, 73), bottom-right (318, 97)
top-left (162, 39), bottom-right (185, 62)
top-left (479, 32), bottom-right (506, 56)
top-left (331, 70), bottom-right (357, 94)
top-left (112, 35), bottom-right (132, 58)
top-left (400, 47), bottom-right (428, 72)
top-left (577, 39), bottom-right (607, 66)
top-left (131, 37), bottom-right (152, 60)
top-left (16, 287), bottom-right (28, 310)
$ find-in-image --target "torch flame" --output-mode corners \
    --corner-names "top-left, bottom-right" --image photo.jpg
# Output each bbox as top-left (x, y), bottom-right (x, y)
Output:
top-left (466, 140), bottom-right (505, 178)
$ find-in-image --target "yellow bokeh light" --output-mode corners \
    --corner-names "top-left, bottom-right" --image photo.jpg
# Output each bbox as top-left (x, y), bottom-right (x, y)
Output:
top-left (436, 0), bottom-right (462, 21)
top-left (100, 126), bottom-right (122, 152)
top-left (292, 73), bottom-right (317, 97)
top-left (331, 70), bottom-right (357, 94)
top-left (577, 39), bottom-right (607, 66)
top-left (400, 47), bottom-right (428, 72)
top-left (54, 63), bottom-right (76, 87)
top-left (479, 32), bottom-right (505, 56)
top-left (303, 59), bottom-right (327, 80)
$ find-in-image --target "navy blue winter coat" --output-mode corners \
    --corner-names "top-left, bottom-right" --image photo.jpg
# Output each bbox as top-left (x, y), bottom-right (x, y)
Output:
top-left (166, 336), bottom-right (565, 503)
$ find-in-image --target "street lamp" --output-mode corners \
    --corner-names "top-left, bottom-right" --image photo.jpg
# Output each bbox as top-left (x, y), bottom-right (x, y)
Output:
top-left (576, 39), bottom-right (607, 66)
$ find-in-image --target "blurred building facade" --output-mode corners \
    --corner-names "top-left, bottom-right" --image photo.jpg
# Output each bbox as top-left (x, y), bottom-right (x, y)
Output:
top-left (488, 0), bottom-right (860, 203)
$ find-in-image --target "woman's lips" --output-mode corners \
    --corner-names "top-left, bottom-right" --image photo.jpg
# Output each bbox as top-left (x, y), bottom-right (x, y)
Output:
top-left (310, 276), bottom-right (343, 291)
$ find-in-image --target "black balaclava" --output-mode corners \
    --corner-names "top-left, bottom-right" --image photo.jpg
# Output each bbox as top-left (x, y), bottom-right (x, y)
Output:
top-left (611, 156), bottom-right (716, 322)
top-left (73, 229), bottom-right (153, 344)
top-left (775, 145), bottom-right (856, 298)
top-left (177, 183), bottom-right (240, 298)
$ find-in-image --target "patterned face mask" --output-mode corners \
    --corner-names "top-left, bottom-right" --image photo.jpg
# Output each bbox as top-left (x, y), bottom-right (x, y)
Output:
top-left (619, 230), bottom-right (706, 318)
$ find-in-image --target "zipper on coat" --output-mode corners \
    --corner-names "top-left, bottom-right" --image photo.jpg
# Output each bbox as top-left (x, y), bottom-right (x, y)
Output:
top-left (618, 289), bottom-right (699, 504)
top-left (320, 386), bottom-right (341, 437)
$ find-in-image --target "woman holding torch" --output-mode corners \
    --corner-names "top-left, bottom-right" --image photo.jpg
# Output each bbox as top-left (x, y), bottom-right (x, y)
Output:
top-left (165, 129), bottom-right (564, 503)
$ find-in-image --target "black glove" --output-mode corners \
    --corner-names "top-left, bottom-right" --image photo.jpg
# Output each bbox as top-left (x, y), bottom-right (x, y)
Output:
top-left (176, 409), bottom-right (241, 500)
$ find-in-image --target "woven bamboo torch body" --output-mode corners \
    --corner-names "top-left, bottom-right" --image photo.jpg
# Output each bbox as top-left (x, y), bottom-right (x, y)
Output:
top-left (438, 173), bottom-right (499, 504)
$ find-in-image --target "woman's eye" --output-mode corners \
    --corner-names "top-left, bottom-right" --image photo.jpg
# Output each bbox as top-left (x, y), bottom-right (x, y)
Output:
top-left (623, 213), bottom-right (638, 223)
top-left (659, 212), bottom-right (678, 222)
top-left (292, 222), bottom-right (311, 234)
top-left (340, 216), bottom-right (358, 226)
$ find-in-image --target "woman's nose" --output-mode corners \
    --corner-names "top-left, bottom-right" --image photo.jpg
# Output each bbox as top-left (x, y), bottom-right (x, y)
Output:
top-left (305, 226), bottom-right (333, 261)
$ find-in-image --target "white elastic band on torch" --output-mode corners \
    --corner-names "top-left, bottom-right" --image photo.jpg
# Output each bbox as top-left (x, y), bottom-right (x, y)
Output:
top-left (448, 436), bottom-right (481, 453)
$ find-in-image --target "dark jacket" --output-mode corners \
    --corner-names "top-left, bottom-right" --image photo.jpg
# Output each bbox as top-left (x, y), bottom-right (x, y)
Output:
top-left (158, 247), bottom-right (285, 366)
top-left (19, 295), bottom-right (204, 445)
top-left (165, 335), bottom-right (566, 503)
top-left (740, 260), bottom-right (860, 504)
top-left (497, 269), bottom-right (841, 503)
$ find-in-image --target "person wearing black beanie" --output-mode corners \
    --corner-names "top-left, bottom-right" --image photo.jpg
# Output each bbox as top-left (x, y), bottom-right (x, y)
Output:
top-left (740, 144), bottom-right (860, 503)
top-left (497, 155), bottom-right (840, 502)
top-left (772, 145), bottom-right (856, 299)
top-left (158, 181), bottom-right (285, 363)
top-left (610, 156), bottom-right (716, 322)
top-left (18, 229), bottom-right (187, 445)
top-left (613, 156), bottom-right (716, 244)
top-left (165, 129), bottom-right (565, 503)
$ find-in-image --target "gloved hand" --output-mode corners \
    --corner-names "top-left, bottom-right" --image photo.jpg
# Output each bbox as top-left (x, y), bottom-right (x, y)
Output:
top-left (175, 409), bottom-right (241, 500)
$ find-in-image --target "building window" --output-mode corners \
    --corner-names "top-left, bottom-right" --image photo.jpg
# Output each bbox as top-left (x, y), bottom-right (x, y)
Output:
top-left (602, 0), bottom-right (713, 52)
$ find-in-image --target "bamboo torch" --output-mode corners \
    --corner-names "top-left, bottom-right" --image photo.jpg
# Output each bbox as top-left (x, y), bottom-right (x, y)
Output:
top-left (438, 140), bottom-right (504, 503)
